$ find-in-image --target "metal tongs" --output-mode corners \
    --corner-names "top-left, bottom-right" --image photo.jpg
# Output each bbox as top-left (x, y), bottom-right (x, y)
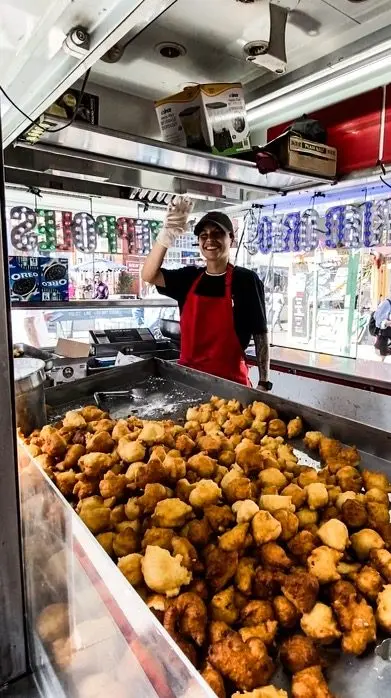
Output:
top-left (94, 390), bottom-right (133, 409)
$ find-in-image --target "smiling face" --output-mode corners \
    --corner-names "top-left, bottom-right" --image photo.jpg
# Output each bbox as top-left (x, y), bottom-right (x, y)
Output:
top-left (198, 223), bottom-right (232, 263)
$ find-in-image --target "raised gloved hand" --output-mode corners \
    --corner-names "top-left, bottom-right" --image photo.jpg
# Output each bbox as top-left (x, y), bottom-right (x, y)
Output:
top-left (157, 196), bottom-right (194, 248)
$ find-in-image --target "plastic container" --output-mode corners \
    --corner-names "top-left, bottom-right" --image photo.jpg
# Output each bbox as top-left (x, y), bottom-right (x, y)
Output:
top-left (14, 357), bottom-right (46, 435)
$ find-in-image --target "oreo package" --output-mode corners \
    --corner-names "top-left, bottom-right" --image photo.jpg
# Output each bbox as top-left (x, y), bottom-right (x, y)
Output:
top-left (9, 256), bottom-right (40, 302)
top-left (39, 257), bottom-right (69, 301)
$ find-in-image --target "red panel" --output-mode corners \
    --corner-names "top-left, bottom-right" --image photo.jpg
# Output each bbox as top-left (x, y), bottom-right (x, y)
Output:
top-left (266, 87), bottom-right (388, 175)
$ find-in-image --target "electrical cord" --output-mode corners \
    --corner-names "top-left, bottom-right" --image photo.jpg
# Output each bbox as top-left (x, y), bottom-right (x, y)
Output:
top-left (378, 161), bottom-right (391, 190)
top-left (0, 68), bottom-right (91, 134)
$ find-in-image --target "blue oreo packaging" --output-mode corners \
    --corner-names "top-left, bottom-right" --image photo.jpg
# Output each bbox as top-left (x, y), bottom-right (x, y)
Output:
top-left (9, 256), bottom-right (40, 302)
top-left (39, 257), bottom-right (69, 301)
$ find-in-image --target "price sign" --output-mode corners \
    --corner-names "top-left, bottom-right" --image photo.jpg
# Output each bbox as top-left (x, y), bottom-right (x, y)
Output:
top-left (10, 206), bottom-right (38, 251)
top-left (71, 212), bottom-right (97, 252)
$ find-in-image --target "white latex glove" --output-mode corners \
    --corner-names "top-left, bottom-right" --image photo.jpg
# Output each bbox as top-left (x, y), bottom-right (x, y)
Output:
top-left (157, 196), bottom-right (193, 248)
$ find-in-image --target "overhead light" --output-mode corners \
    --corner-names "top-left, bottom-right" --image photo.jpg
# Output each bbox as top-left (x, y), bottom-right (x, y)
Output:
top-left (247, 38), bottom-right (391, 128)
top-left (44, 169), bottom-right (109, 182)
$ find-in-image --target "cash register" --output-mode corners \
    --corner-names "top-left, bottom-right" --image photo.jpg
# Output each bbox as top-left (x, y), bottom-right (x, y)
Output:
top-left (87, 327), bottom-right (179, 374)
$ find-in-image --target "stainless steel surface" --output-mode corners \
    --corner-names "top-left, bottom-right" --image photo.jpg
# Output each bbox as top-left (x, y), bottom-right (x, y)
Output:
top-left (43, 357), bottom-right (391, 697)
top-left (0, 113), bottom-right (27, 682)
top-left (13, 344), bottom-right (53, 373)
top-left (0, 674), bottom-right (40, 697)
top-left (14, 358), bottom-right (47, 436)
top-left (12, 122), bottom-right (334, 201)
top-left (159, 318), bottom-right (181, 342)
top-left (11, 299), bottom-right (177, 310)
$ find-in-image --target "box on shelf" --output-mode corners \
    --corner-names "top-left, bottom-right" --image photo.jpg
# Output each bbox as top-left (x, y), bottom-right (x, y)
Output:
top-left (155, 83), bottom-right (251, 156)
top-left (260, 132), bottom-right (337, 178)
top-left (21, 89), bottom-right (99, 144)
top-left (39, 258), bottom-right (69, 302)
top-left (9, 256), bottom-right (40, 302)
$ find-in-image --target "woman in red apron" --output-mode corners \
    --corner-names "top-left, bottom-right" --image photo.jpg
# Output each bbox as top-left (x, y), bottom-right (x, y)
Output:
top-left (142, 198), bottom-right (271, 390)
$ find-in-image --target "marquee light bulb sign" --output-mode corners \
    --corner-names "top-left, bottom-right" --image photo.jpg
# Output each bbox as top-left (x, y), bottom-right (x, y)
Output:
top-left (256, 199), bottom-right (391, 254)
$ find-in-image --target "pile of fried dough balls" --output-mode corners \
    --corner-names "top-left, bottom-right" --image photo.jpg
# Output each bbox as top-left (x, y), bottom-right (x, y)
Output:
top-left (23, 397), bottom-right (391, 698)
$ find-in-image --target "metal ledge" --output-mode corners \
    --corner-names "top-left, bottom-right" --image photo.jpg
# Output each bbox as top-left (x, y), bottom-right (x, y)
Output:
top-left (11, 299), bottom-right (177, 310)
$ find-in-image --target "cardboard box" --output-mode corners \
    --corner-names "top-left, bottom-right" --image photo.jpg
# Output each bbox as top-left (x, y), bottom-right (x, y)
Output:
top-left (155, 83), bottom-right (251, 156)
top-left (39, 257), bottom-right (69, 302)
top-left (21, 89), bottom-right (99, 144)
top-left (262, 132), bottom-right (337, 178)
top-left (9, 256), bottom-right (40, 302)
top-left (55, 338), bottom-right (90, 359)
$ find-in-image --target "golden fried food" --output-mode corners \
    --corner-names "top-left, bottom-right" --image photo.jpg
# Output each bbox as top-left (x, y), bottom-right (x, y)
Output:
top-left (40, 425), bottom-right (67, 458)
top-left (251, 402), bottom-right (271, 422)
top-left (260, 543), bottom-right (292, 569)
top-left (175, 433), bottom-right (195, 456)
top-left (259, 494), bottom-right (295, 514)
top-left (367, 501), bottom-right (390, 530)
top-left (355, 565), bottom-right (383, 600)
top-left (232, 500), bottom-right (259, 524)
top-left (111, 419), bottom-right (130, 441)
top-left (78, 452), bottom-right (112, 478)
top-left (239, 621), bottom-right (278, 646)
top-left (117, 437), bottom-right (146, 464)
top-left (254, 567), bottom-right (285, 600)
top-left (98, 471), bottom-right (128, 500)
top-left (96, 531), bottom-right (114, 557)
top-left (187, 453), bottom-right (217, 478)
top-left (296, 508), bottom-right (318, 531)
top-left (376, 585), bottom-right (391, 632)
top-left (350, 528), bottom-right (385, 560)
top-left (273, 596), bottom-right (299, 629)
top-left (78, 500), bottom-right (111, 534)
top-left (252, 510), bottom-right (282, 545)
top-left (317, 519), bottom-right (349, 552)
top-left (268, 419), bottom-right (286, 438)
top-left (209, 620), bottom-right (233, 644)
top-left (297, 469), bottom-right (318, 488)
top-left (362, 469), bottom-right (390, 492)
top-left (335, 465), bottom-right (362, 493)
top-left (189, 479), bottom-right (221, 509)
top-left (340, 499), bottom-right (367, 529)
top-left (201, 662), bottom-right (226, 698)
top-left (235, 557), bottom-right (256, 596)
top-left (89, 418), bottom-right (116, 433)
top-left (58, 443), bottom-right (85, 470)
top-left (204, 504), bottom-right (235, 533)
top-left (259, 468), bottom-right (288, 491)
top-left (117, 552), bottom-right (143, 585)
top-left (224, 414), bottom-right (252, 436)
top-left (54, 470), bottom-right (77, 497)
top-left (79, 406), bottom-right (107, 422)
top-left (137, 483), bottom-right (167, 514)
top-left (219, 523), bottom-right (249, 552)
top-left (365, 487), bottom-right (389, 505)
top-left (307, 546), bottom-right (342, 584)
top-left (208, 633), bottom-right (274, 691)
top-left (332, 587), bottom-right (376, 655)
top-left (197, 433), bottom-right (223, 455)
top-left (235, 441), bottom-right (263, 476)
top-left (319, 437), bottom-right (341, 462)
top-left (306, 483), bottom-right (328, 511)
top-left (281, 484), bottom-right (306, 509)
top-left (303, 431), bottom-right (323, 451)
top-left (286, 416), bottom-right (303, 440)
top-left (164, 592), bottom-right (207, 646)
top-left (86, 431), bottom-right (114, 454)
top-left (73, 473), bottom-right (99, 499)
top-left (291, 666), bottom-right (335, 698)
top-left (171, 536), bottom-right (198, 571)
top-left (287, 530), bottom-right (316, 562)
top-left (204, 544), bottom-right (238, 591)
top-left (272, 510), bottom-right (299, 542)
top-left (113, 525), bottom-right (139, 557)
top-left (240, 600), bottom-right (274, 626)
top-left (282, 570), bottom-right (319, 614)
top-left (141, 545), bottom-right (191, 597)
top-left (185, 517), bottom-right (212, 547)
top-left (279, 635), bottom-right (320, 674)
top-left (152, 498), bottom-right (193, 528)
top-left (141, 527), bottom-right (174, 551)
top-left (36, 603), bottom-right (69, 643)
top-left (224, 477), bottom-right (254, 505)
top-left (211, 586), bottom-right (239, 625)
top-left (301, 602), bottom-right (341, 644)
top-left (370, 548), bottom-right (391, 582)
top-left (232, 688), bottom-right (287, 698)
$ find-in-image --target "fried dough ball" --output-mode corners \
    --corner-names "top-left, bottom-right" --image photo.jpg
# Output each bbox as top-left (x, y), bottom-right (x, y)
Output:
top-left (300, 602), bottom-right (341, 644)
top-left (201, 662), bottom-right (226, 698)
top-left (232, 500), bottom-right (259, 524)
top-left (317, 519), bottom-right (349, 552)
top-left (40, 425), bottom-right (67, 458)
top-left (240, 600), bottom-right (274, 626)
top-left (376, 585), bottom-right (391, 632)
top-left (281, 484), bottom-right (306, 509)
top-left (161, 454), bottom-right (186, 482)
top-left (297, 469), bottom-right (318, 488)
top-left (279, 635), bottom-right (320, 675)
top-left (252, 402), bottom-right (271, 421)
top-left (259, 494), bottom-right (295, 514)
top-left (152, 498), bottom-right (193, 528)
top-left (268, 419), bottom-right (286, 438)
top-left (208, 634), bottom-right (274, 692)
top-left (185, 517), bottom-right (212, 547)
top-left (79, 500), bottom-right (111, 534)
top-left (175, 433), bottom-right (195, 456)
top-left (141, 527), bottom-right (174, 552)
top-left (62, 409), bottom-right (86, 429)
top-left (224, 414), bottom-right (251, 436)
top-left (210, 586), bottom-right (239, 625)
top-left (272, 510), bottom-right (299, 542)
top-left (124, 497), bottom-right (140, 521)
top-left (241, 429), bottom-right (261, 444)
top-left (113, 525), bottom-right (139, 557)
top-left (306, 483), bottom-right (328, 511)
top-left (350, 528), bottom-right (385, 560)
top-left (80, 406), bottom-right (107, 422)
top-left (365, 487), bottom-right (390, 505)
top-left (303, 431), bottom-right (323, 451)
top-left (260, 543), bottom-right (292, 569)
top-left (209, 620), bottom-right (232, 644)
top-left (282, 570), bottom-right (319, 614)
top-left (137, 483), bottom-right (168, 514)
top-left (171, 536), bottom-right (198, 571)
top-left (232, 689), bottom-right (287, 698)
top-left (340, 499), bottom-right (367, 529)
top-left (36, 603), bottom-right (69, 643)
top-left (355, 565), bottom-right (383, 600)
top-left (252, 511), bottom-right (282, 545)
top-left (287, 530), bottom-right (316, 561)
top-left (295, 509), bottom-right (317, 532)
top-left (362, 469), bottom-right (390, 492)
top-left (85, 431), bottom-right (114, 454)
top-left (164, 592), bottom-right (207, 646)
top-left (319, 437), bottom-right (341, 462)
top-left (117, 437), bottom-right (146, 464)
top-left (335, 491), bottom-right (356, 510)
top-left (99, 471), bottom-right (128, 500)
top-left (254, 567), bottom-right (285, 600)
top-left (58, 443), bottom-right (85, 470)
top-left (225, 477), bottom-right (254, 505)
top-left (291, 666), bottom-right (335, 698)
top-left (73, 474), bottom-right (99, 499)
top-left (336, 466), bottom-right (362, 493)
top-left (332, 586), bottom-right (376, 655)
top-left (96, 532), bottom-right (114, 557)
top-left (273, 596), bottom-right (299, 629)
top-left (204, 544), bottom-right (238, 591)
top-left (138, 421), bottom-right (165, 445)
top-left (142, 545), bottom-right (192, 597)
top-left (367, 500), bottom-right (390, 529)
top-left (235, 441), bottom-right (263, 476)
top-left (117, 553), bottom-right (143, 586)
top-left (375, 522), bottom-right (391, 549)
top-left (218, 451), bottom-right (236, 468)
top-left (277, 444), bottom-right (298, 471)
top-left (259, 468), bottom-right (288, 491)
top-left (189, 479), bottom-right (221, 509)
top-left (187, 453), bottom-right (217, 478)
top-left (307, 546), bottom-right (342, 584)
top-left (239, 621), bottom-right (278, 646)
top-left (287, 417), bottom-right (303, 439)
top-left (205, 504), bottom-right (235, 533)
top-left (219, 523), bottom-right (249, 552)
top-left (111, 419), bottom-right (130, 441)
top-left (370, 548), bottom-right (391, 582)
top-left (54, 470), bottom-right (77, 497)
top-left (89, 418), bottom-right (116, 433)
top-left (235, 557), bottom-right (256, 596)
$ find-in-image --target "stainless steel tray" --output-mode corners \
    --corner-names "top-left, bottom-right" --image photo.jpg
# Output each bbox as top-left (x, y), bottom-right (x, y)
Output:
top-left (45, 358), bottom-right (391, 696)
top-left (14, 343), bottom-right (54, 372)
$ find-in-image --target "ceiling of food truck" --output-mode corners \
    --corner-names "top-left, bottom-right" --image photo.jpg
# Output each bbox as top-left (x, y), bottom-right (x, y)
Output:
top-left (89, 0), bottom-right (391, 101)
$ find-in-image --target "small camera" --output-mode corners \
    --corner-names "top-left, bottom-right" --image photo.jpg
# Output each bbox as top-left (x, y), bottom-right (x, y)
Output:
top-left (63, 26), bottom-right (90, 58)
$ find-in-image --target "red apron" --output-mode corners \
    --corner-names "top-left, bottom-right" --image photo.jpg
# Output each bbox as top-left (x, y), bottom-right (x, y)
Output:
top-left (179, 264), bottom-right (250, 385)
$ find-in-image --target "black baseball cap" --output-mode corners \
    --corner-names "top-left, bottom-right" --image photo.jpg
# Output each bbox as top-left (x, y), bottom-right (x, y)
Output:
top-left (194, 211), bottom-right (234, 238)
